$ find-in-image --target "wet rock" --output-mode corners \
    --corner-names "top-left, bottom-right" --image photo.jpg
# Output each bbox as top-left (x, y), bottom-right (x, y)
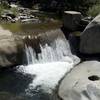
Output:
top-left (80, 14), bottom-right (100, 54)
top-left (58, 61), bottom-right (100, 100)
top-left (63, 11), bottom-right (82, 31)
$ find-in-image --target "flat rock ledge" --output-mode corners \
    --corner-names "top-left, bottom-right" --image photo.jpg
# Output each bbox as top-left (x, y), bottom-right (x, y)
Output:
top-left (58, 61), bottom-right (100, 100)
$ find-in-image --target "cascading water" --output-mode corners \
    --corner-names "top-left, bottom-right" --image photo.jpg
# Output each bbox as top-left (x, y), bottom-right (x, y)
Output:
top-left (18, 30), bottom-right (80, 94)
top-left (25, 38), bottom-right (74, 64)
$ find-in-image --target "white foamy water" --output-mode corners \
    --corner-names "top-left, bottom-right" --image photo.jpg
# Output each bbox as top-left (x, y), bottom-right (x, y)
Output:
top-left (25, 38), bottom-right (74, 64)
top-left (19, 61), bottom-right (73, 93)
top-left (18, 38), bottom-right (80, 93)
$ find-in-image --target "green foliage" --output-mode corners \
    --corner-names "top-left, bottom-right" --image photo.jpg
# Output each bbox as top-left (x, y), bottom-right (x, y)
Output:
top-left (1, 0), bottom-right (100, 17)
top-left (0, 1), bottom-right (9, 9)
top-left (10, 7), bottom-right (18, 16)
top-left (0, 1), bottom-right (10, 14)
top-left (39, 0), bottom-right (100, 16)
top-left (0, 6), bottom-right (3, 14)
top-left (87, 4), bottom-right (100, 17)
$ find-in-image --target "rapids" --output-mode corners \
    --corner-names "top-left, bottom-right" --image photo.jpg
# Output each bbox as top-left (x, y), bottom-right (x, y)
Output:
top-left (18, 38), bottom-right (80, 94)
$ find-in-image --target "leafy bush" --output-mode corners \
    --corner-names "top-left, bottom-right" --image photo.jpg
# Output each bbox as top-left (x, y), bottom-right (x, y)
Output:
top-left (87, 4), bottom-right (100, 17)
top-left (1, 0), bottom-right (100, 17)
top-left (39, 0), bottom-right (99, 16)
top-left (0, 1), bottom-right (10, 14)
top-left (0, 1), bottom-right (9, 9)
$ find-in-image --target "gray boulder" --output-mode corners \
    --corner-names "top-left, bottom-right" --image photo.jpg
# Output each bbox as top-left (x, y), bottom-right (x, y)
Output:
top-left (80, 14), bottom-right (100, 54)
top-left (0, 27), bottom-right (23, 68)
top-left (58, 61), bottom-right (100, 100)
top-left (63, 11), bottom-right (82, 31)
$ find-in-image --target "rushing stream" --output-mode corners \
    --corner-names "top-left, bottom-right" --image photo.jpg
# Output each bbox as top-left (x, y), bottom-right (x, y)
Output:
top-left (0, 30), bottom-right (80, 100)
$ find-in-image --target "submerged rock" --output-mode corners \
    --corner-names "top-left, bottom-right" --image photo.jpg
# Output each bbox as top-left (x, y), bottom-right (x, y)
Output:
top-left (80, 14), bottom-right (100, 54)
top-left (58, 61), bottom-right (100, 100)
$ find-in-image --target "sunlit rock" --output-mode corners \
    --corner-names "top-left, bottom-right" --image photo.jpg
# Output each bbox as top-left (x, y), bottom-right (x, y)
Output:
top-left (59, 61), bottom-right (100, 100)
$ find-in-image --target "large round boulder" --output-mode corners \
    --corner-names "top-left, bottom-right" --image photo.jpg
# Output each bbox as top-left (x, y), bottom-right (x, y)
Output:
top-left (80, 14), bottom-right (100, 54)
top-left (0, 26), bottom-right (23, 68)
top-left (58, 61), bottom-right (100, 100)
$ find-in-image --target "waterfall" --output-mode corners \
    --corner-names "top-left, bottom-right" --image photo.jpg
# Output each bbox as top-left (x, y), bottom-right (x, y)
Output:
top-left (18, 31), bottom-right (80, 94)
top-left (25, 38), bottom-right (76, 65)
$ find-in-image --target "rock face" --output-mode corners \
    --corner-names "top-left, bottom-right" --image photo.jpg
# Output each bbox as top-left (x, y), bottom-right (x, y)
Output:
top-left (80, 14), bottom-right (100, 54)
top-left (0, 27), bottom-right (23, 68)
top-left (63, 11), bottom-right (81, 31)
top-left (58, 61), bottom-right (100, 100)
